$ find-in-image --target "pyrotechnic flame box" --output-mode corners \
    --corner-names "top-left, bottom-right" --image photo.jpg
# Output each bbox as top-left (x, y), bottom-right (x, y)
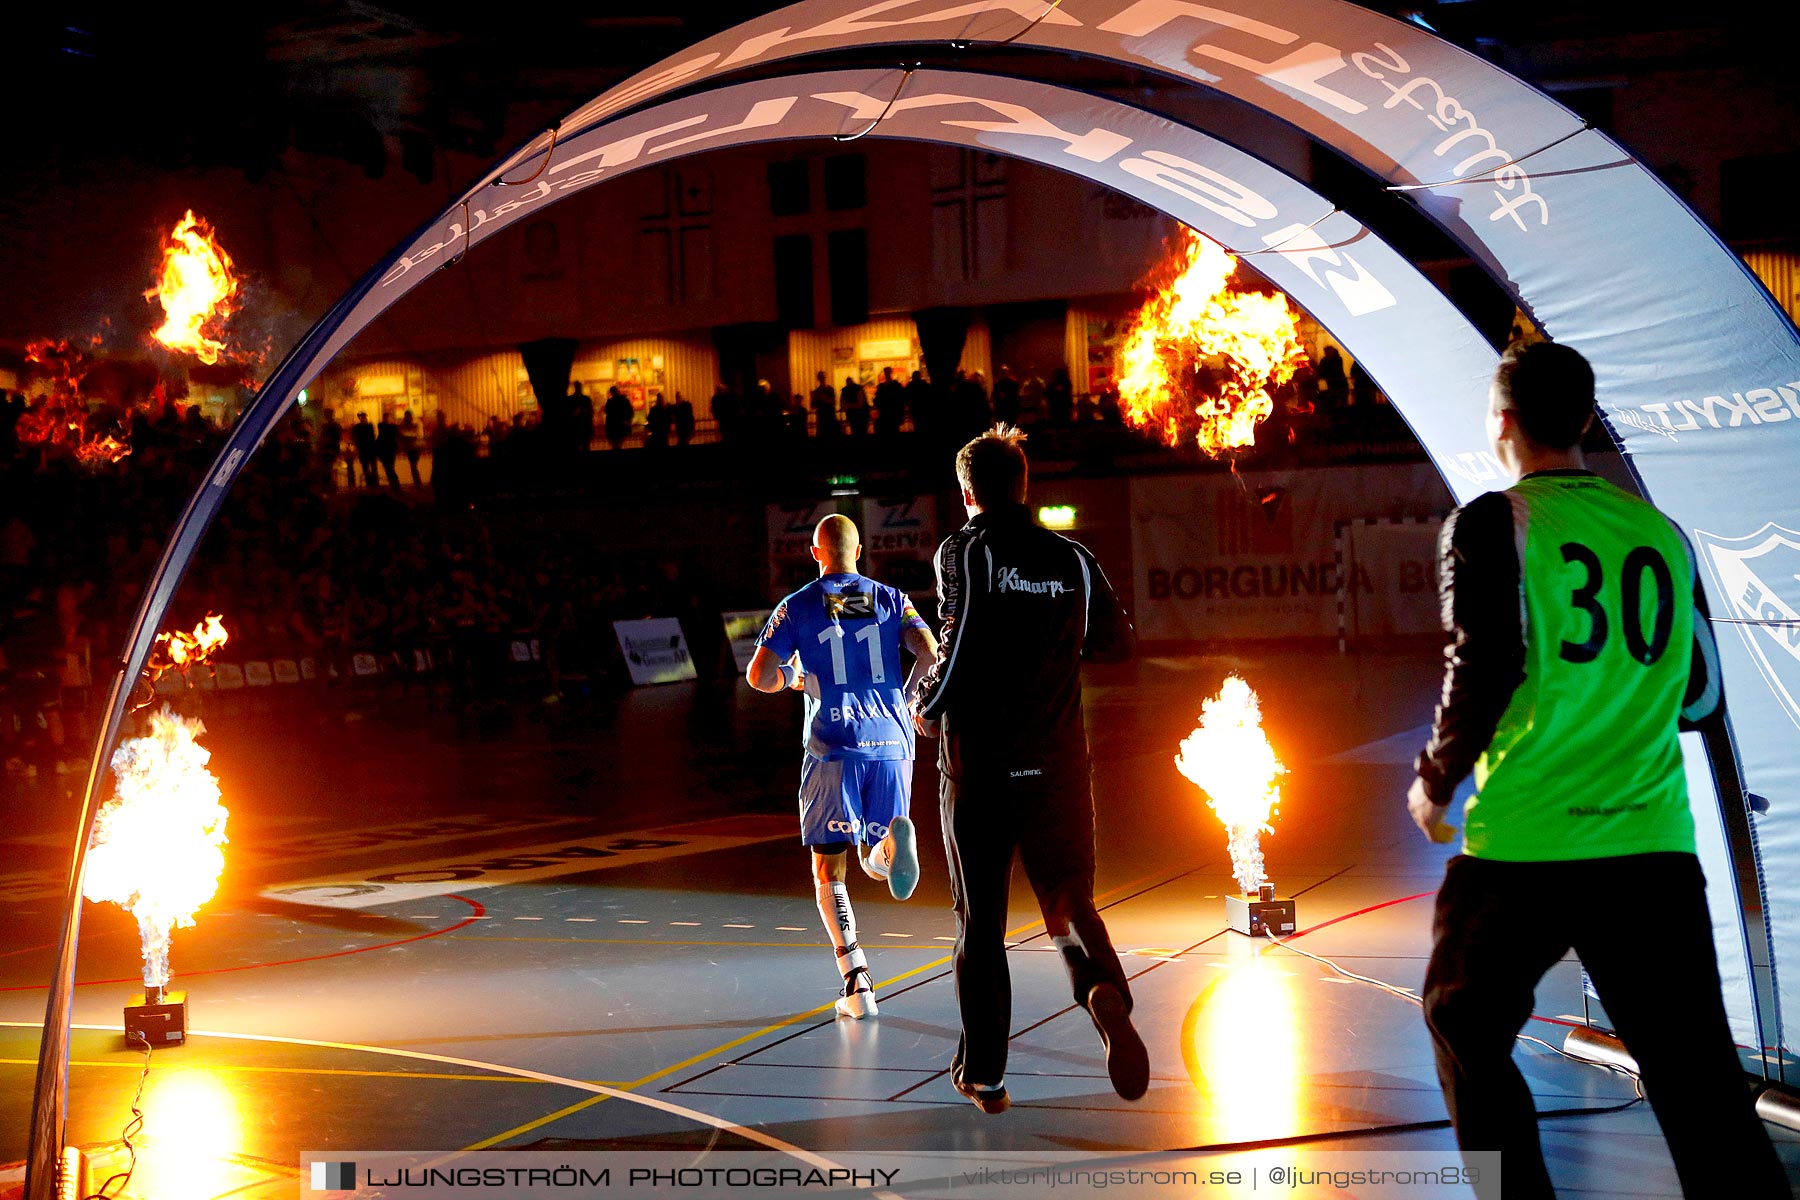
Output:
top-left (1226, 890), bottom-right (1295, 937)
top-left (124, 990), bottom-right (187, 1045)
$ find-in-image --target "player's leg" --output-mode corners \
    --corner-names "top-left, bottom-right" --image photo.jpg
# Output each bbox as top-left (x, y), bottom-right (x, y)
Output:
top-left (800, 754), bottom-right (878, 1019)
top-left (1574, 853), bottom-right (1791, 1199)
top-left (853, 760), bottom-right (919, 901)
top-left (942, 767), bottom-right (1015, 1110)
top-left (1017, 764), bottom-right (1145, 1100)
top-left (1420, 857), bottom-right (1569, 1200)
top-left (812, 846), bottom-right (877, 1018)
top-left (848, 760), bottom-right (890, 883)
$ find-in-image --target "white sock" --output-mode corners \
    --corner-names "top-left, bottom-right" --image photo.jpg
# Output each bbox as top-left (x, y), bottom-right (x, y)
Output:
top-left (816, 881), bottom-right (869, 984)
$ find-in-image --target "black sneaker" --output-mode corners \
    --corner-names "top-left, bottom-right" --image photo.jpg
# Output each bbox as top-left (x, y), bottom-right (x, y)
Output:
top-left (951, 1065), bottom-right (1010, 1114)
top-left (1087, 983), bottom-right (1149, 1101)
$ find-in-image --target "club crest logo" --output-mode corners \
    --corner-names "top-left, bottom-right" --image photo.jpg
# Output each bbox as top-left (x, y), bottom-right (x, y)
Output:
top-left (1696, 522), bottom-right (1800, 731)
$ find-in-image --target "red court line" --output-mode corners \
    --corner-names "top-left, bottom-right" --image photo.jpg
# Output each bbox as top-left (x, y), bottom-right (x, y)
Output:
top-left (1285, 890), bottom-right (1436, 940)
top-left (0, 894), bottom-right (487, 992)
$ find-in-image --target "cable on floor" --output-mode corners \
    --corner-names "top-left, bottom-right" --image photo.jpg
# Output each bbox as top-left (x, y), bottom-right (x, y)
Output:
top-left (81, 1039), bottom-right (152, 1200)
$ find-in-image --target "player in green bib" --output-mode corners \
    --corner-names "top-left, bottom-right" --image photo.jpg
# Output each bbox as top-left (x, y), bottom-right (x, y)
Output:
top-left (1408, 342), bottom-right (1787, 1198)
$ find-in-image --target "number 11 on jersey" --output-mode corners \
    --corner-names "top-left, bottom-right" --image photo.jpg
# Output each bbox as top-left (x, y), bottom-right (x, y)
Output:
top-left (818, 624), bottom-right (887, 684)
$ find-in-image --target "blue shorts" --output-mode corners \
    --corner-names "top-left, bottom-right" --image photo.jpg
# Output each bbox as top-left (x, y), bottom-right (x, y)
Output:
top-left (798, 755), bottom-right (912, 849)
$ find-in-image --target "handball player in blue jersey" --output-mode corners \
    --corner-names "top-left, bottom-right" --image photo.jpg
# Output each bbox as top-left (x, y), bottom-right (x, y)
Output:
top-left (747, 514), bottom-right (939, 1019)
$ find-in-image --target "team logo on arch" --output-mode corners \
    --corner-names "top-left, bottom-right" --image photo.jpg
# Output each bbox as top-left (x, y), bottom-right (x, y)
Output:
top-left (1696, 522), bottom-right (1800, 732)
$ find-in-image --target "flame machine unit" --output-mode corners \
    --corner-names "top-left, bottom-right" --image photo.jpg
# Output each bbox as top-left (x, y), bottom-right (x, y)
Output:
top-left (123, 986), bottom-right (187, 1046)
top-left (1226, 883), bottom-right (1296, 937)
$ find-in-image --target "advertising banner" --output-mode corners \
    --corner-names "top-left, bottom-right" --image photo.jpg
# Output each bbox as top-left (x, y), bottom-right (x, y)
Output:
top-left (860, 495), bottom-right (939, 599)
top-left (611, 618), bottom-right (696, 686)
top-left (721, 609), bottom-right (774, 673)
top-left (1337, 518), bottom-right (1444, 641)
top-left (1131, 464), bottom-right (1451, 641)
top-left (766, 500), bottom-right (840, 601)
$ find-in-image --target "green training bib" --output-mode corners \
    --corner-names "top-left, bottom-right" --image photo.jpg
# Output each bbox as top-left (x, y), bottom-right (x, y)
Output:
top-left (1465, 474), bottom-right (1697, 861)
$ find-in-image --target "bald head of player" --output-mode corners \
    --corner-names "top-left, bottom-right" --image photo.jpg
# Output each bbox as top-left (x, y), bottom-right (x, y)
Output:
top-left (811, 514), bottom-right (862, 575)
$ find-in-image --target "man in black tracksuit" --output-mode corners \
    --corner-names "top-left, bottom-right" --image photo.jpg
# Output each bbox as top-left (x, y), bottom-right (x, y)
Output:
top-left (912, 425), bottom-right (1146, 1113)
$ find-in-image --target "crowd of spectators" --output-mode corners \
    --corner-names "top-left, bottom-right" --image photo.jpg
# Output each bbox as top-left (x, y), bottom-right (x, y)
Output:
top-left (513, 356), bottom-right (1399, 459)
top-left (296, 346), bottom-right (1399, 477)
top-left (701, 365), bottom-right (1099, 450)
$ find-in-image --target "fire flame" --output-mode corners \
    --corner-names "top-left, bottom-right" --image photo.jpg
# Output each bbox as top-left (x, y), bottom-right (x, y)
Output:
top-left (83, 707), bottom-right (230, 990)
top-left (141, 615), bottom-right (230, 712)
top-left (17, 338), bottom-right (93, 450)
top-left (74, 435), bottom-right (131, 466)
top-left (1115, 227), bottom-right (1305, 456)
top-left (146, 211), bottom-right (241, 364)
top-left (1175, 675), bottom-right (1286, 894)
top-left (153, 614), bottom-right (230, 671)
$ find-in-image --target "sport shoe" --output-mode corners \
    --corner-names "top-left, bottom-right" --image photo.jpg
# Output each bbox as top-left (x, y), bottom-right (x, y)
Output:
top-left (860, 840), bottom-right (891, 883)
top-left (951, 1065), bottom-right (1010, 1114)
top-left (1087, 983), bottom-right (1149, 1101)
top-left (835, 967), bottom-right (878, 1019)
top-left (885, 816), bottom-right (919, 901)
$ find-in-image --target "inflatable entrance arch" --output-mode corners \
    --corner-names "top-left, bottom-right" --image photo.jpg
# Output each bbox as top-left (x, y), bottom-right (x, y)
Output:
top-left (28, 2), bottom-right (1800, 1191)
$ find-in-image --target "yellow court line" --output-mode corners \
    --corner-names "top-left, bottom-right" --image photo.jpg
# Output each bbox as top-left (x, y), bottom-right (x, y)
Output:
top-left (463, 944), bottom-right (976, 1150)
top-left (0, 1058), bottom-right (614, 1084)
top-left (461, 866), bottom-right (1170, 1151)
top-left (0, 1020), bottom-right (884, 1193)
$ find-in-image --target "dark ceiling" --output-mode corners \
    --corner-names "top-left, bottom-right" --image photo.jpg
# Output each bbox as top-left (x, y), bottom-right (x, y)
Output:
top-left (10, 3), bottom-right (1788, 184)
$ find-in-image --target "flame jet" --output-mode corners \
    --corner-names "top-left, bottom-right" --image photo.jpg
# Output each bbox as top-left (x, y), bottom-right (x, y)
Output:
top-left (145, 210), bottom-right (241, 365)
top-left (82, 709), bottom-right (229, 991)
top-left (1176, 675), bottom-right (1286, 894)
top-left (1115, 227), bottom-right (1306, 455)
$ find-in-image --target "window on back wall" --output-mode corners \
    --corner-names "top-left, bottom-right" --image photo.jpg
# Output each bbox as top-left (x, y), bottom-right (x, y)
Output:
top-left (639, 167), bottom-right (713, 305)
top-left (774, 234), bottom-right (815, 328)
top-left (824, 154), bottom-right (866, 211)
top-left (769, 159), bottom-right (810, 216)
top-left (930, 148), bottom-right (1007, 282)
